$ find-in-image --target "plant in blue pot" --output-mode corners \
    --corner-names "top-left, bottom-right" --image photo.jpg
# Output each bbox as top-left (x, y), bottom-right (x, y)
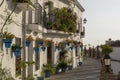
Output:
top-left (36, 37), bottom-right (44, 46)
top-left (67, 58), bottom-right (73, 70)
top-left (42, 63), bottom-right (55, 78)
top-left (69, 46), bottom-right (73, 50)
top-left (56, 42), bottom-right (62, 51)
top-left (56, 46), bottom-right (60, 51)
top-left (41, 46), bottom-right (46, 52)
top-left (26, 35), bottom-right (34, 47)
top-left (45, 39), bottom-right (53, 47)
top-left (34, 45), bottom-right (39, 53)
top-left (65, 39), bottom-right (72, 46)
top-left (3, 31), bottom-right (15, 48)
top-left (12, 44), bottom-right (22, 57)
top-left (58, 61), bottom-right (68, 72)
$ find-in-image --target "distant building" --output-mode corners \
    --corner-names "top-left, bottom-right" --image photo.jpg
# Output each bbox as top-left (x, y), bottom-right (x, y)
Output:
top-left (106, 38), bottom-right (120, 47)
top-left (0, 0), bottom-right (85, 79)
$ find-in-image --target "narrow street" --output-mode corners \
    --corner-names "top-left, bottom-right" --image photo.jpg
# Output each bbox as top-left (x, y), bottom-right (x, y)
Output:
top-left (46, 58), bottom-right (101, 80)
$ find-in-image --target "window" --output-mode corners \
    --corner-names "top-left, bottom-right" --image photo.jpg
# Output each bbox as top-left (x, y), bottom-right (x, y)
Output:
top-left (28, 11), bottom-right (32, 24)
top-left (44, 1), bottom-right (54, 27)
top-left (34, 3), bottom-right (42, 24)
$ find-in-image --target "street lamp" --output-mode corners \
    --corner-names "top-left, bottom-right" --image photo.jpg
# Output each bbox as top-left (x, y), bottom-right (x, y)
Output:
top-left (83, 18), bottom-right (87, 24)
top-left (104, 54), bottom-right (111, 73)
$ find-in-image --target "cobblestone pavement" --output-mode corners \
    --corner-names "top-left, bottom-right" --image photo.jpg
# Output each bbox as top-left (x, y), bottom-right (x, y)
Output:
top-left (46, 58), bottom-right (101, 80)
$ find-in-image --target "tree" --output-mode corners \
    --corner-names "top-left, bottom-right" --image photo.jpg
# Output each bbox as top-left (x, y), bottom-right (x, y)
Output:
top-left (101, 44), bottom-right (113, 55)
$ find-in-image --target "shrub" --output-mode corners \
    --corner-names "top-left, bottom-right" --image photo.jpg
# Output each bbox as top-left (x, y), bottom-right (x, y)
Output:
top-left (101, 44), bottom-right (113, 54)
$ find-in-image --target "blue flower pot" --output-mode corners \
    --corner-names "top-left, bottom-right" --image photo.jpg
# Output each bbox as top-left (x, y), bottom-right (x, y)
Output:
top-left (79, 62), bottom-right (82, 66)
top-left (4, 39), bottom-right (12, 48)
top-left (56, 46), bottom-right (60, 51)
top-left (45, 71), bottom-right (51, 78)
top-left (13, 48), bottom-right (21, 57)
top-left (70, 47), bottom-right (73, 50)
top-left (62, 68), bottom-right (67, 72)
top-left (68, 65), bottom-right (73, 70)
top-left (26, 40), bottom-right (31, 47)
top-left (55, 68), bottom-right (59, 74)
top-left (41, 46), bottom-right (46, 51)
top-left (34, 47), bottom-right (39, 53)
top-left (37, 77), bottom-right (44, 80)
top-left (38, 41), bottom-right (43, 46)
top-left (66, 43), bottom-right (70, 46)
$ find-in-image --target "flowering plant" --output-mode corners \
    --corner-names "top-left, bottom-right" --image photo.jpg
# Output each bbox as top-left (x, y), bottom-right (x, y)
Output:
top-left (3, 31), bottom-right (15, 39)
top-left (26, 35), bottom-right (34, 41)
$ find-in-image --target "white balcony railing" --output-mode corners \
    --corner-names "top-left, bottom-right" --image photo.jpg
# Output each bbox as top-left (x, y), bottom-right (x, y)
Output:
top-left (47, 30), bottom-right (69, 35)
top-left (27, 24), bottom-right (47, 33)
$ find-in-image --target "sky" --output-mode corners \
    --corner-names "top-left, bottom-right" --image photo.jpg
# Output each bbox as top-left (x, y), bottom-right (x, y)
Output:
top-left (78, 0), bottom-right (120, 47)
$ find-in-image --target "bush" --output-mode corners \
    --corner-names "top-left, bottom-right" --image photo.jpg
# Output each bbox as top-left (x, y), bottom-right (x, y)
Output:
top-left (101, 44), bottom-right (113, 54)
top-left (42, 63), bottom-right (55, 74)
top-left (58, 61), bottom-right (68, 69)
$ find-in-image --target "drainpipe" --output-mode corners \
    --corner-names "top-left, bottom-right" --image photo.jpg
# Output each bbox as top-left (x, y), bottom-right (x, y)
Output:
top-left (22, 11), bottom-right (26, 79)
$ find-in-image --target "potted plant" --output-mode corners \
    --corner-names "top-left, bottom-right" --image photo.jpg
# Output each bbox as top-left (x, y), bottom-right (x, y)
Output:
top-left (12, 44), bottom-right (22, 57)
top-left (42, 63), bottom-right (55, 78)
top-left (100, 44), bottom-right (113, 65)
top-left (26, 35), bottom-right (34, 47)
top-left (101, 44), bottom-right (113, 55)
top-left (37, 69), bottom-right (45, 80)
top-left (55, 65), bottom-right (60, 74)
top-left (56, 42), bottom-right (62, 50)
top-left (3, 31), bottom-right (15, 48)
top-left (34, 45), bottom-right (39, 53)
top-left (58, 61), bottom-right (68, 72)
top-left (45, 39), bottom-right (53, 47)
top-left (78, 51), bottom-right (84, 66)
top-left (36, 38), bottom-right (44, 46)
top-left (65, 39), bottom-right (72, 46)
top-left (67, 58), bottom-right (73, 70)
top-left (41, 46), bottom-right (46, 52)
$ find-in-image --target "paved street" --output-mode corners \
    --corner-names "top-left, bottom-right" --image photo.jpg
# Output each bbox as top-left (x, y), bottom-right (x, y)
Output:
top-left (46, 58), bottom-right (101, 80)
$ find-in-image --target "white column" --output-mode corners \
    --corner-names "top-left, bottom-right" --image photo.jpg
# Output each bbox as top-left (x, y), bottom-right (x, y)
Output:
top-left (33, 41), bottom-right (35, 76)
top-left (25, 47), bottom-right (28, 78)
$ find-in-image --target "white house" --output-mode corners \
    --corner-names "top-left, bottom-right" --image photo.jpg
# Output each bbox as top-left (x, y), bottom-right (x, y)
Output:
top-left (0, 0), bottom-right (85, 79)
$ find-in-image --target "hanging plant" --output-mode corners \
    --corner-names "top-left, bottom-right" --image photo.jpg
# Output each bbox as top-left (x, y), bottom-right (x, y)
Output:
top-left (36, 37), bottom-right (44, 46)
top-left (34, 45), bottom-right (39, 54)
top-left (65, 39), bottom-right (72, 46)
top-left (56, 46), bottom-right (60, 51)
top-left (12, 44), bottom-right (22, 57)
top-left (45, 39), bottom-right (54, 47)
top-left (3, 31), bottom-right (15, 48)
top-left (41, 46), bottom-right (46, 52)
top-left (26, 35), bottom-right (34, 47)
top-left (56, 42), bottom-right (62, 50)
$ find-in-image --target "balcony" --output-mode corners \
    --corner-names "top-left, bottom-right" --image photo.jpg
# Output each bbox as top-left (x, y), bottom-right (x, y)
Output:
top-left (47, 29), bottom-right (69, 35)
top-left (14, 0), bottom-right (35, 11)
top-left (27, 24), bottom-right (47, 33)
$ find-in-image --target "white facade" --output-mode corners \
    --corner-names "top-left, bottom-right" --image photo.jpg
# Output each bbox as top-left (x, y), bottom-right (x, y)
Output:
top-left (0, 0), bottom-right (85, 79)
